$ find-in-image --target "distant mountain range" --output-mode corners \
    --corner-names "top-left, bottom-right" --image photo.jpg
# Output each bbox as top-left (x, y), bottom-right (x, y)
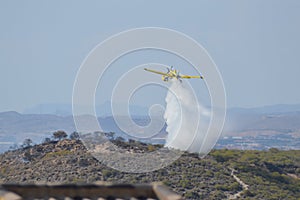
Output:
top-left (224, 104), bottom-right (300, 136)
top-left (0, 111), bottom-right (165, 152)
top-left (229, 104), bottom-right (300, 115)
top-left (24, 102), bottom-right (300, 116)
top-left (0, 104), bottom-right (300, 152)
top-left (23, 102), bottom-right (152, 117)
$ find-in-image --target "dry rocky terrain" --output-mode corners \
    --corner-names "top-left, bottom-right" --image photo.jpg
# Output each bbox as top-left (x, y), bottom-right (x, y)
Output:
top-left (0, 139), bottom-right (299, 199)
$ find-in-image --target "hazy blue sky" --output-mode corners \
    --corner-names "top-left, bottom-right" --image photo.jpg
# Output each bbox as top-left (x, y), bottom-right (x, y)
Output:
top-left (1, 0), bottom-right (300, 112)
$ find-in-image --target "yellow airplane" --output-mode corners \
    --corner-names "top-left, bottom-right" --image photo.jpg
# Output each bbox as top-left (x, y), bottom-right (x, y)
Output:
top-left (144, 66), bottom-right (203, 82)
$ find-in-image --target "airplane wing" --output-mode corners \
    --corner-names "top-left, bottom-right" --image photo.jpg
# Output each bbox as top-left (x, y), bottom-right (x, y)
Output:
top-left (180, 75), bottom-right (204, 79)
top-left (144, 68), bottom-right (169, 76)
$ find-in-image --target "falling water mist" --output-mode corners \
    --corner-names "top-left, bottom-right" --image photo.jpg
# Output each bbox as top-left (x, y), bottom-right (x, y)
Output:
top-left (164, 79), bottom-right (210, 154)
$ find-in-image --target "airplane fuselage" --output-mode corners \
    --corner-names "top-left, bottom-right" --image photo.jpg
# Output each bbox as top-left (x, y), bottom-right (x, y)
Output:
top-left (144, 66), bottom-right (203, 82)
top-left (162, 70), bottom-right (179, 81)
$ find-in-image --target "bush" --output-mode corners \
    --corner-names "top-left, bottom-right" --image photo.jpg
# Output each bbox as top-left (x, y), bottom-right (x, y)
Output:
top-left (147, 144), bottom-right (156, 152)
top-left (22, 138), bottom-right (33, 148)
top-left (53, 130), bottom-right (68, 141)
top-left (70, 132), bottom-right (80, 140)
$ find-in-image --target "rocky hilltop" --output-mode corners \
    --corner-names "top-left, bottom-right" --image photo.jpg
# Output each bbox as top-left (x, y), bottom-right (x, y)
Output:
top-left (0, 139), bottom-right (299, 199)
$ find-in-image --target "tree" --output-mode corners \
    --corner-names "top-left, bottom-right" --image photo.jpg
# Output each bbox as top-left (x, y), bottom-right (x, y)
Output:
top-left (115, 136), bottom-right (125, 142)
top-left (128, 139), bottom-right (135, 144)
top-left (53, 130), bottom-right (68, 141)
top-left (22, 138), bottom-right (33, 148)
top-left (105, 132), bottom-right (115, 140)
top-left (70, 132), bottom-right (80, 140)
top-left (9, 143), bottom-right (18, 150)
top-left (43, 137), bottom-right (51, 143)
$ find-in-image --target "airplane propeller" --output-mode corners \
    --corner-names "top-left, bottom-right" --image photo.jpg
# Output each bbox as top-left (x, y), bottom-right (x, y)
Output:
top-left (176, 70), bottom-right (180, 78)
top-left (176, 70), bottom-right (182, 82)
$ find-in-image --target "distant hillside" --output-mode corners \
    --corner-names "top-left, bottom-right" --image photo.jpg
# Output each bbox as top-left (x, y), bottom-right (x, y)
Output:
top-left (229, 104), bottom-right (300, 114)
top-left (0, 139), bottom-right (299, 199)
top-left (0, 112), bottom-right (165, 153)
top-left (224, 110), bottom-right (300, 136)
top-left (0, 111), bottom-right (75, 152)
top-left (23, 103), bottom-right (300, 116)
top-left (23, 102), bottom-right (151, 116)
top-left (225, 104), bottom-right (300, 133)
top-left (0, 111), bottom-right (75, 134)
top-left (1, 104), bottom-right (300, 152)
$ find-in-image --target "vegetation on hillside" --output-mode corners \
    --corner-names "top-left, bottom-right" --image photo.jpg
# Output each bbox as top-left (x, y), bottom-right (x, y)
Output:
top-left (210, 149), bottom-right (300, 199)
top-left (0, 132), bottom-right (299, 200)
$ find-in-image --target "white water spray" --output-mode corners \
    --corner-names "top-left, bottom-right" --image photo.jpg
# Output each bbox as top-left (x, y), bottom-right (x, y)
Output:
top-left (164, 80), bottom-right (211, 153)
